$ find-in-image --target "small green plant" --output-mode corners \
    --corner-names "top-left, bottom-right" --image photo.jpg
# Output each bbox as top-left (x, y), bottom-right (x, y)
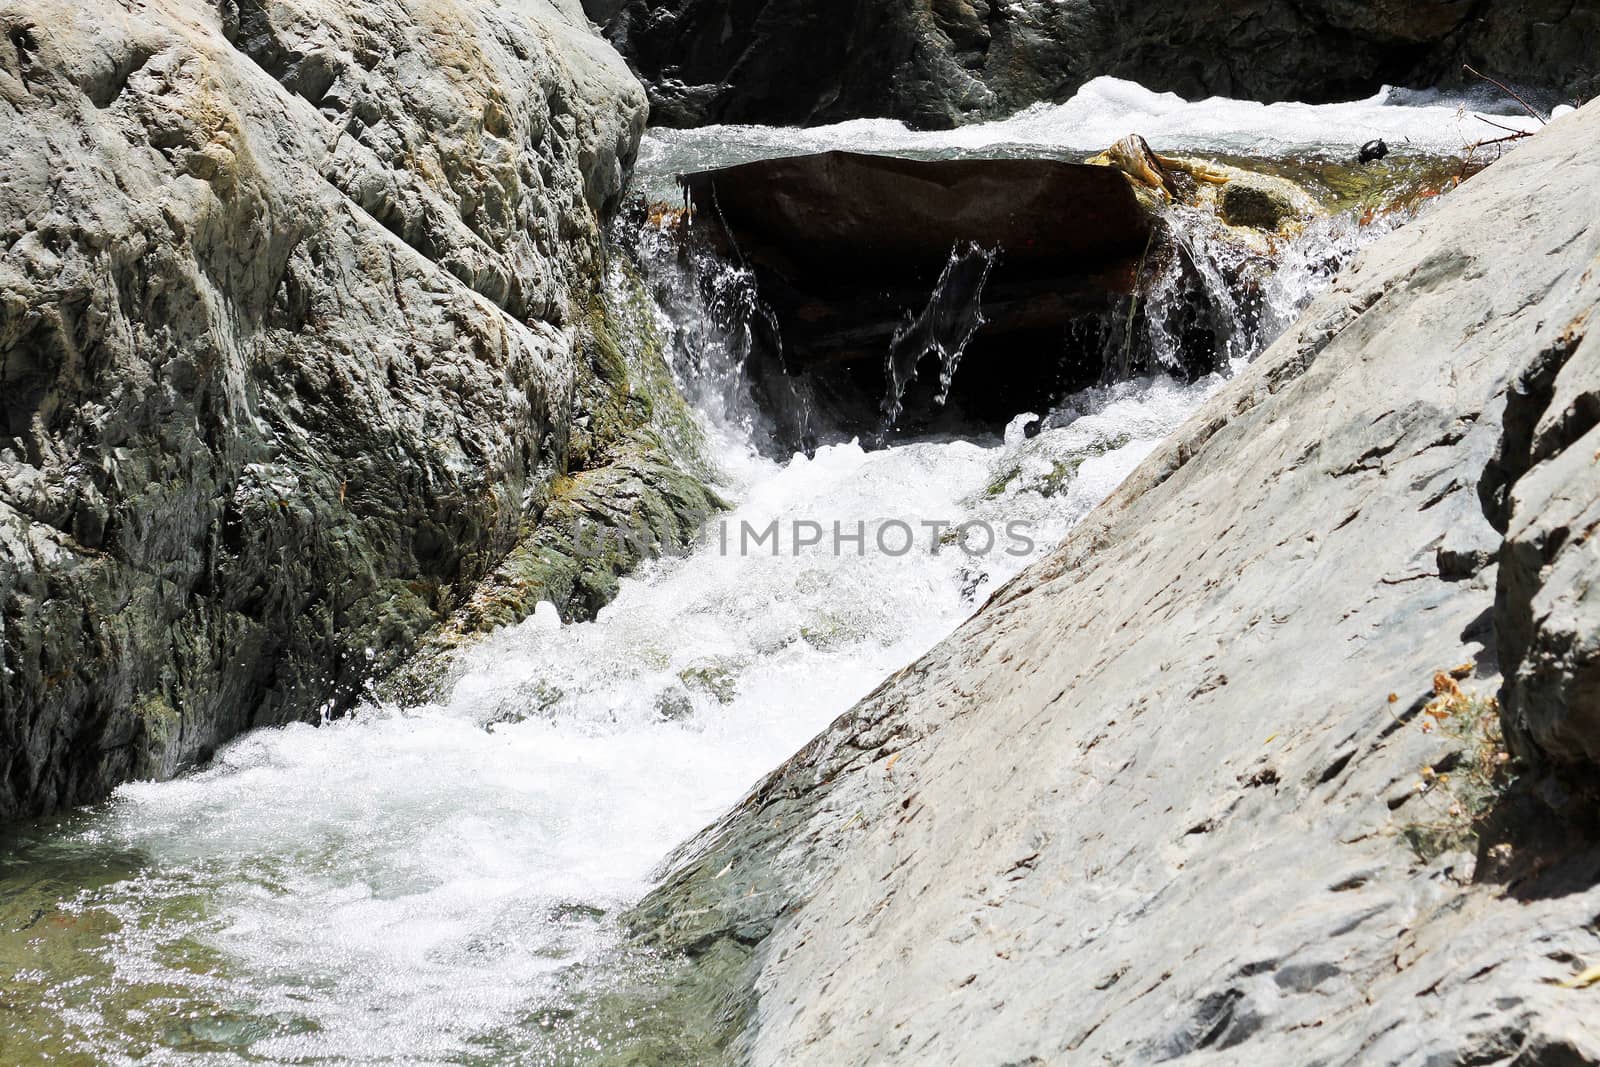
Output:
top-left (1398, 667), bottom-right (1515, 862)
top-left (679, 658), bottom-right (742, 705)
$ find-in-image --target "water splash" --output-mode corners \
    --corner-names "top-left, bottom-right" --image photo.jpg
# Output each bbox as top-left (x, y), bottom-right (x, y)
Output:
top-left (881, 241), bottom-right (999, 430)
top-left (620, 218), bottom-right (821, 457)
top-left (1104, 189), bottom-right (1419, 387)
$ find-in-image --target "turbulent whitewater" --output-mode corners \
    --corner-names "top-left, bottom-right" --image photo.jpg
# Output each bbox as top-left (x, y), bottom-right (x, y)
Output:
top-left (0, 80), bottom-right (1530, 1063)
top-left (634, 76), bottom-right (1543, 197)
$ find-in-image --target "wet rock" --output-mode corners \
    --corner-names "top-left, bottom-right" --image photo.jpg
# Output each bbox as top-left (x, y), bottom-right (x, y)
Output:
top-left (0, 0), bottom-right (706, 818)
top-left (682, 151), bottom-right (1153, 283)
top-left (678, 151), bottom-right (1176, 440)
top-left (1220, 178), bottom-right (1311, 232)
top-left (587, 0), bottom-right (1600, 129)
top-left (679, 657), bottom-right (744, 704)
top-left (612, 101), bottom-right (1600, 1065)
top-left (1089, 138), bottom-right (1323, 236)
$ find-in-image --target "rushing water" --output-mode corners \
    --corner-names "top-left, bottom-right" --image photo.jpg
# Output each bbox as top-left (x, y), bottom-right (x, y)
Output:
top-left (0, 79), bottom-right (1536, 1064)
top-left (634, 76), bottom-right (1542, 197)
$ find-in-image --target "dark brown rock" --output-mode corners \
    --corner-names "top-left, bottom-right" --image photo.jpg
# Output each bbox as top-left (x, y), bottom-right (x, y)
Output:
top-left (679, 151), bottom-right (1161, 439)
top-left (1221, 183), bottom-right (1296, 231)
top-left (684, 151), bottom-right (1151, 283)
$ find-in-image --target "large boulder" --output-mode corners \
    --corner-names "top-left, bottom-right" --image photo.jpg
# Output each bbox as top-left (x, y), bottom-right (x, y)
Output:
top-left (609, 102), bottom-right (1600, 1063)
top-left (675, 147), bottom-right (1336, 445)
top-left (587, 0), bottom-right (1600, 129)
top-left (0, 0), bottom-right (694, 818)
top-left (679, 151), bottom-right (1159, 440)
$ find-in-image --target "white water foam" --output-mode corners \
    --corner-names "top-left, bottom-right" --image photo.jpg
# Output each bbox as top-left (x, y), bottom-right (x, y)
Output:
top-left (636, 75), bottom-right (1541, 197)
top-left (44, 370), bottom-right (1221, 1062)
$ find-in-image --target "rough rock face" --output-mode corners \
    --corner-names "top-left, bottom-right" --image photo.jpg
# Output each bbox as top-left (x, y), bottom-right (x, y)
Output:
top-left (0, 0), bottom-right (690, 818)
top-left (587, 0), bottom-right (1600, 128)
top-left (379, 263), bottom-right (730, 706)
top-left (1492, 284), bottom-right (1600, 768)
top-left (617, 104), bottom-right (1600, 1062)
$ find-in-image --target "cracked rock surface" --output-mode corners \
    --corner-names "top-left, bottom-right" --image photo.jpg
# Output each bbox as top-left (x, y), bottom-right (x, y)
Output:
top-left (0, 0), bottom-right (667, 818)
top-left (1494, 304), bottom-right (1600, 769)
top-left (620, 102), bottom-right (1600, 1064)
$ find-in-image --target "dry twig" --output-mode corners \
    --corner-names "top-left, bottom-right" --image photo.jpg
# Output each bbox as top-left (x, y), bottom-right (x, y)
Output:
top-left (1462, 64), bottom-right (1548, 125)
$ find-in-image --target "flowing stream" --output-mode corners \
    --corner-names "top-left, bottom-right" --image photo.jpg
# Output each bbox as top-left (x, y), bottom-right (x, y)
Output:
top-left (0, 80), bottom-right (1540, 1064)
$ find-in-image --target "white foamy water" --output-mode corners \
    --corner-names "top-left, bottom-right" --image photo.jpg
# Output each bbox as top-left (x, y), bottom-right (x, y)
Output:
top-left (32, 365), bottom-right (1226, 1063)
top-left (1, 78), bottom-right (1510, 1064)
top-left (636, 76), bottom-right (1540, 197)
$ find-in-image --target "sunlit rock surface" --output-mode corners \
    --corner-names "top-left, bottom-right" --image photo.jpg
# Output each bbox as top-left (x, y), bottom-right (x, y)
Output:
top-left (621, 101), bottom-right (1600, 1065)
top-left (0, 0), bottom-right (696, 817)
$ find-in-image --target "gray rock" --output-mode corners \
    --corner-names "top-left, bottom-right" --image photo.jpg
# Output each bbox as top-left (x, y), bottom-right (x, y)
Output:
top-left (588, 0), bottom-right (1600, 129)
top-left (612, 102), bottom-right (1600, 1064)
top-left (0, 0), bottom-right (704, 818)
top-left (1495, 303), bottom-right (1600, 768)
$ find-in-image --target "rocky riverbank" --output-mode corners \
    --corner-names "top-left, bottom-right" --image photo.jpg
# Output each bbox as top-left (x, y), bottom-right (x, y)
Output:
top-left (4, 1), bottom-right (1597, 1059)
top-left (588, 0), bottom-right (1600, 128)
top-left (0, 0), bottom-right (713, 819)
top-left (611, 100), bottom-right (1600, 1064)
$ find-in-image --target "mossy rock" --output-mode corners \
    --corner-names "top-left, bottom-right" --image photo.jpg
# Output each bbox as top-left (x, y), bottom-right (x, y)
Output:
top-left (379, 261), bottom-right (728, 706)
top-left (1221, 180), bottom-right (1303, 231)
top-left (678, 658), bottom-right (744, 704)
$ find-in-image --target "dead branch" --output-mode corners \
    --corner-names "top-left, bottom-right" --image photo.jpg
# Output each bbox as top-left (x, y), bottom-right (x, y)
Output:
top-left (1457, 129), bottom-right (1534, 181)
top-left (1475, 114), bottom-right (1532, 137)
top-left (1462, 64), bottom-right (1547, 125)
top-left (1472, 133), bottom-right (1534, 148)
